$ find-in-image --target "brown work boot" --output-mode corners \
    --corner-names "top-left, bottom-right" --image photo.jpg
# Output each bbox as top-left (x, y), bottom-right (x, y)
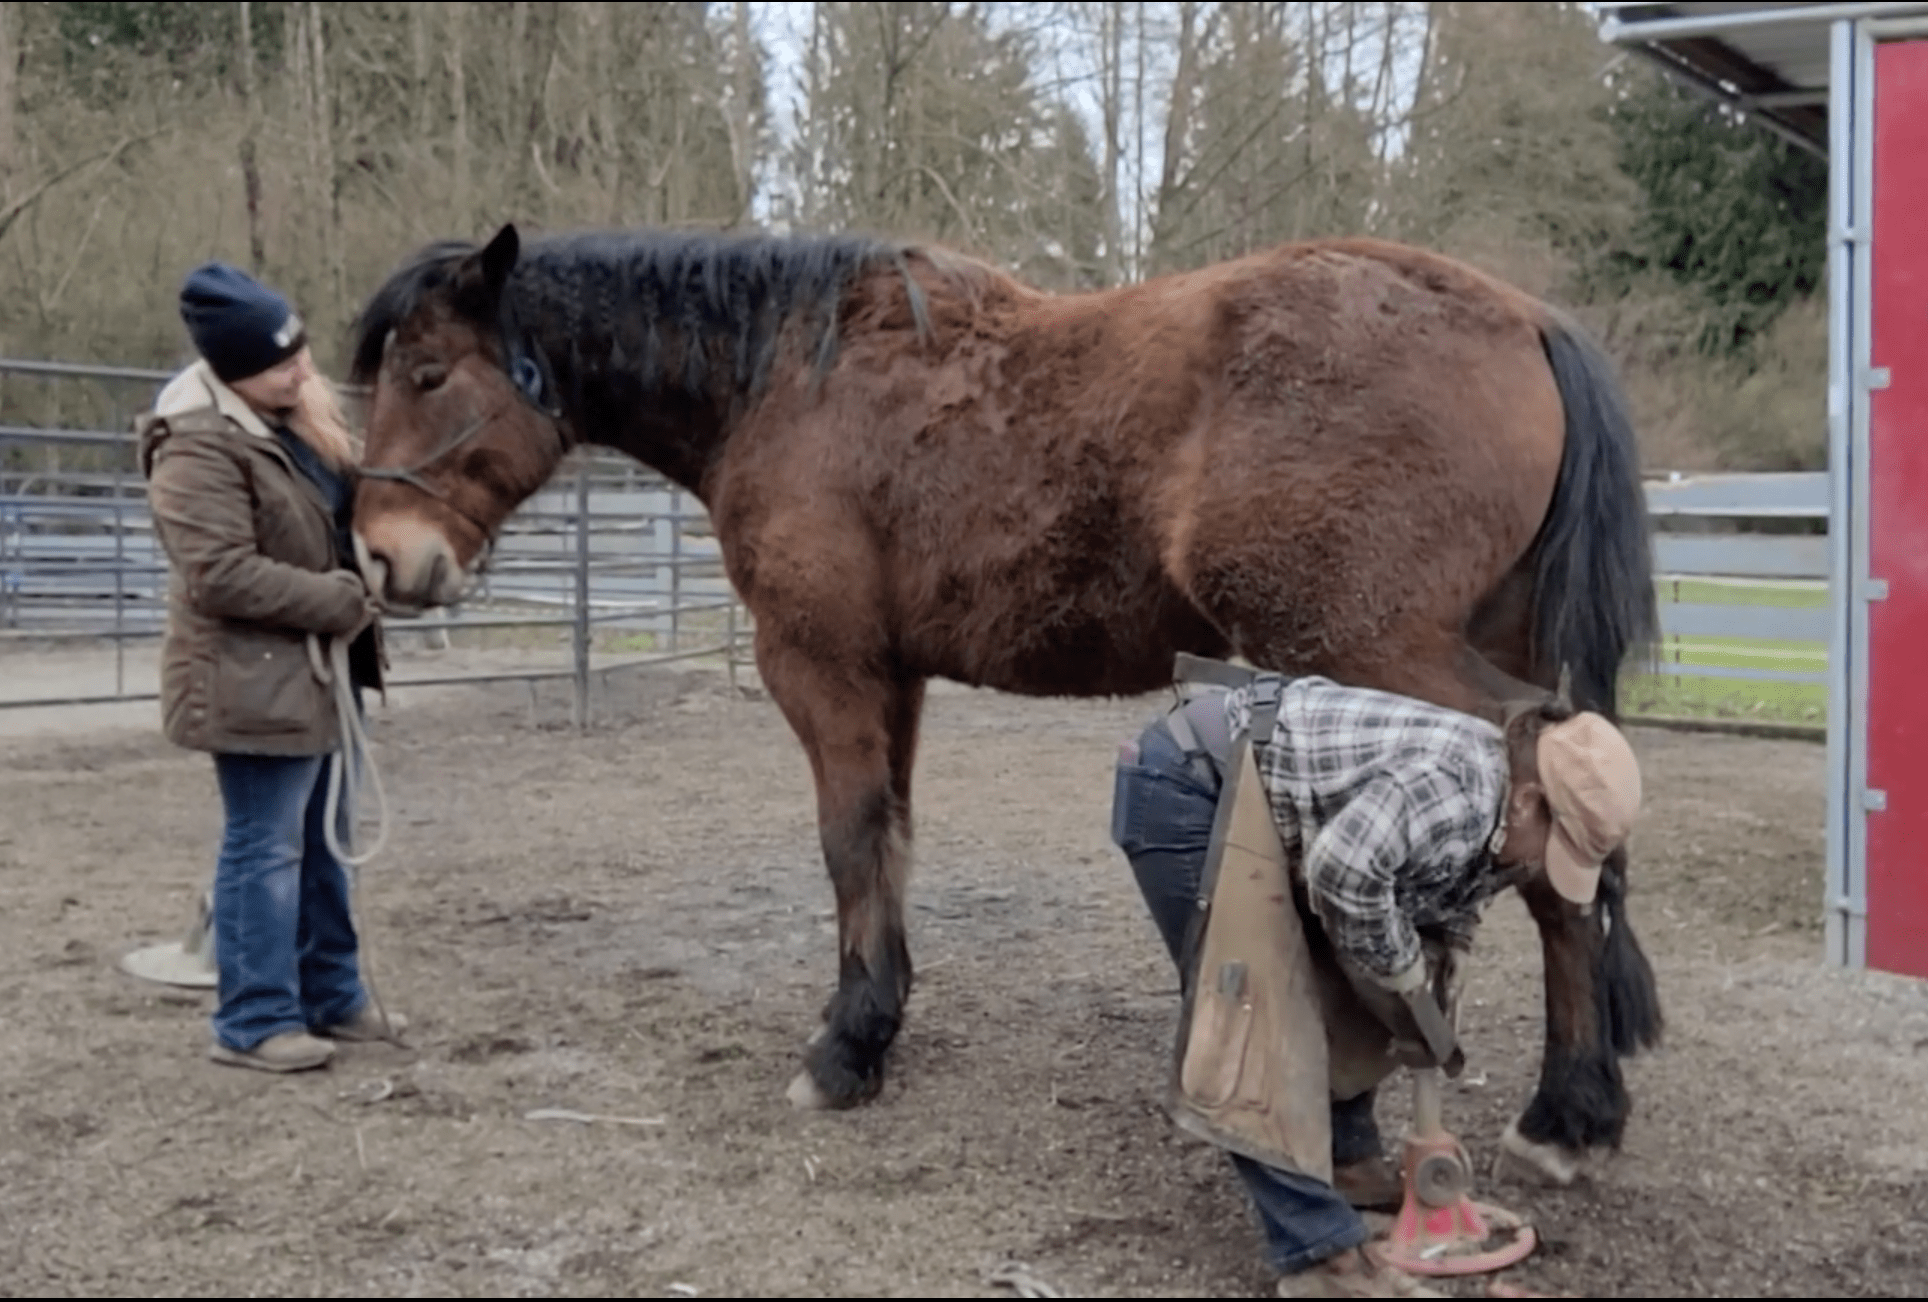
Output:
top-left (1332, 1154), bottom-right (1405, 1212)
top-left (315, 1005), bottom-right (408, 1043)
top-left (1277, 1245), bottom-right (1444, 1299)
top-left (209, 1030), bottom-right (335, 1074)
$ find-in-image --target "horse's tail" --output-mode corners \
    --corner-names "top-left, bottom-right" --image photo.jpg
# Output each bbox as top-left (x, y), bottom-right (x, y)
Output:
top-left (1529, 317), bottom-right (1658, 716)
top-left (1533, 316), bottom-right (1664, 1058)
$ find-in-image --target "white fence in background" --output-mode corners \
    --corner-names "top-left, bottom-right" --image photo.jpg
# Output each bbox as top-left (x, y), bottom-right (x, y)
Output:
top-left (2, 357), bottom-right (1832, 719)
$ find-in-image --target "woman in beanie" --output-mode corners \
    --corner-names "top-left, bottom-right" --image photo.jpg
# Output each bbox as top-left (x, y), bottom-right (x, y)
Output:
top-left (139, 263), bottom-right (400, 1073)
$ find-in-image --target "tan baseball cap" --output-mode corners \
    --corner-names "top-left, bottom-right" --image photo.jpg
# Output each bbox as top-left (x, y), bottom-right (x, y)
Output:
top-left (1535, 712), bottom-right (1642, 905)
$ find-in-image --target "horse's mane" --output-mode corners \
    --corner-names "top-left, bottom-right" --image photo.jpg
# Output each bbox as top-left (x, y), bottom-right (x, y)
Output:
top-left (349, 229), bottom-right (932, 401)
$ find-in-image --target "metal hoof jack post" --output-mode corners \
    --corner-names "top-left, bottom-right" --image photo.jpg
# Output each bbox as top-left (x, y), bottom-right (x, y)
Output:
top-left (119, 889), bottom-right (218, 989)
top-left (1382, 1067), bottom-right (1537, 1278)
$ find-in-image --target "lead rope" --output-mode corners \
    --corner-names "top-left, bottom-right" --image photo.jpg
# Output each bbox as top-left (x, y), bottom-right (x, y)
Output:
top-left (307, 632), bottom-right (401, 1044)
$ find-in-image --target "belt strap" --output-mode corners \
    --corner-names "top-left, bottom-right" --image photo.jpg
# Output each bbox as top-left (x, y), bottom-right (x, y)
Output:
top-left (1173, 652), bottom-right (1260, 692)
top-left (1162, 701), bottom-right (1223, 791)
top-left (1246, 672), bottom-right (1283, 742)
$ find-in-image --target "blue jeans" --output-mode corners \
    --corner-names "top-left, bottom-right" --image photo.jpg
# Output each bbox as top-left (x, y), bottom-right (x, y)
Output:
top-left (1112, 718), bottom-right (1371, 1273)
top-left (210, 752), bottom-right (366, 1050)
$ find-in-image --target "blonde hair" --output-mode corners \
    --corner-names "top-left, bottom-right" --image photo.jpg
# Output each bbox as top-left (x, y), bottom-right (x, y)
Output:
top-left (286, 368), bottom-right (360, 469)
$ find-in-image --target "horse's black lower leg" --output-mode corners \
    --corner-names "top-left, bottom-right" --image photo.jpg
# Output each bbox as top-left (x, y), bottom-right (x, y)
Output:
top-left (796, 786), bottom-right (914, 1107)
top-left (773, 671), bottom-right (924, 1110)
top-left (1512, 875), bottom-right (1631, 1154)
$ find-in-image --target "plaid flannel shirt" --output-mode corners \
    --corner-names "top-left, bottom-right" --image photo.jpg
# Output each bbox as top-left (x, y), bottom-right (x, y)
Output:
top-left (1224, 676), bottom-right (1511, 980)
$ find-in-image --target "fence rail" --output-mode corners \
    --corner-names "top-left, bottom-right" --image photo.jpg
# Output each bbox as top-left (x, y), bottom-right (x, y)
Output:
top-left (2, 357), bottom-right (1832, 724)
top-left (1642, 470), bottom-right (1829, 703)
top-left (1, 358), bottom-right (749, 723)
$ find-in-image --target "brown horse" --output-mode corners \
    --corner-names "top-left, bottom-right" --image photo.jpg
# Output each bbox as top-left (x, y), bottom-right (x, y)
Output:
top-left (348, 224), bottom-right (1661, 1166)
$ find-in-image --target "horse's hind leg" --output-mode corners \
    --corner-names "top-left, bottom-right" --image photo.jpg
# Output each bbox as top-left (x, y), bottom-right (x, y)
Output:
top-left (758, 634), bottom-right (924, 1110)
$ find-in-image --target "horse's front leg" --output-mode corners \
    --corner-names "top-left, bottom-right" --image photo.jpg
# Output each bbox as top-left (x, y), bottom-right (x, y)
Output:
top-left (759, 633), bottom-right (925, 1110)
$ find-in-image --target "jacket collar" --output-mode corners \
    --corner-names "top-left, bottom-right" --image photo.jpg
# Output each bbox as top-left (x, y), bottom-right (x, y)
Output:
top-left (152, 359), bottom-right (277, 441)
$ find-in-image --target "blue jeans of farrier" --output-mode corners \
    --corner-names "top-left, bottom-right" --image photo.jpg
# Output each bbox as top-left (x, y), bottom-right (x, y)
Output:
top-left (210, 752), bottom-right (367, 1050)
top-left (1111, 717), bottom-right (1372, 1274)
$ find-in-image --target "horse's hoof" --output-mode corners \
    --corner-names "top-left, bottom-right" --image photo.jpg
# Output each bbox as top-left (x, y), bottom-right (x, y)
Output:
top-left (1495, 1118), bottom-right (1582, 1187)
top-left (786, 1070), bottom-right (835, 1111)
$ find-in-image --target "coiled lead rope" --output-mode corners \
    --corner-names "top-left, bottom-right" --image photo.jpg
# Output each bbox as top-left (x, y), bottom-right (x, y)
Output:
top-left (307, 632), bottom-right (401, 1042)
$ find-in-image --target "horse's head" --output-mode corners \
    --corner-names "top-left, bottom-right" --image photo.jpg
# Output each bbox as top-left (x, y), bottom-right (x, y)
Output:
top-left (350, 224), bottom-right (567, 613)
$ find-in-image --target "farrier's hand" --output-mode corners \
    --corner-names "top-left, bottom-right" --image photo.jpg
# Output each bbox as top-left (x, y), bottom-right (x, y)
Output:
top-left (1346, 956), bottom-right (1465, 1076)
top-left (1371, 958), bottom-right (1430, 996)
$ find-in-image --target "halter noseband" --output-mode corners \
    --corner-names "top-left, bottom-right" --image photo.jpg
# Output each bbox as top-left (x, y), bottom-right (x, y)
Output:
top-left (357, 335), bottom-right (566, 544)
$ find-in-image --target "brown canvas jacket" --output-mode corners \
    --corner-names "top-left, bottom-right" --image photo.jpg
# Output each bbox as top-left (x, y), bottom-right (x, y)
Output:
top-left (138, 361), bottom-right (374, 755)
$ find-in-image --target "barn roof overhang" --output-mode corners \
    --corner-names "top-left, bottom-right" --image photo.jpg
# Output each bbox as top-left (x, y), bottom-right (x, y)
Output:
top-left (1597, 2), bottom-right (1928, 157)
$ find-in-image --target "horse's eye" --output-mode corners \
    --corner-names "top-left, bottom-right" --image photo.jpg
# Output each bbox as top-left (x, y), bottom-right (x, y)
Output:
top-left (411, 364), bottom-right (449, 393)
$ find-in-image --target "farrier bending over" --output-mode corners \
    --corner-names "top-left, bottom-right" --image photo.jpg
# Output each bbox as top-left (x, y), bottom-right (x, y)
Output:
top-left (1112, 672), bottom-right (1640, 1298)
top-left (140, 264), bottom-right (402, 1074)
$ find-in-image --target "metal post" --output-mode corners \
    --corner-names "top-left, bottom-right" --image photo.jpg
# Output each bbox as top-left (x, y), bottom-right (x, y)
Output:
top-left (726, 599), bottom-right (739, 693)
top-left (1825, 17), bottom-right (1859, 968)
top-left (113, 485), bottom-right (126, 697)
top-left (2, 499), bottom-right (13, 630)
top-left (572, 457), bottom-right (591, 731)
top-left (670, 489), bottom-right (684, 654)
top-left (113, 393), bottom-right (128, 696)
top-left (1844, 19), bottom-right (1880, 970)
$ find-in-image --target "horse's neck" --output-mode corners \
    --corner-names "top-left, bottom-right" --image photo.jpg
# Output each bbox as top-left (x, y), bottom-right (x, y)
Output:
top-left (536, 325), bottom-right (731, 496)
top-left (598, 405), bottom-right (728, 498)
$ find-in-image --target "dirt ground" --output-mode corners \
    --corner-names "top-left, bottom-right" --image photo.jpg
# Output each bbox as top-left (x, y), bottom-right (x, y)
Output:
top-left (3, 651), bottom-right (1925, 1298)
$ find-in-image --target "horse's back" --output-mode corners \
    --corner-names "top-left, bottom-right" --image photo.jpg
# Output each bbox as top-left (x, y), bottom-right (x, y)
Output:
top-left (716, 238), bottom-right (1568, 696)
top-left (1149, 240), bottom-right (1567, 677)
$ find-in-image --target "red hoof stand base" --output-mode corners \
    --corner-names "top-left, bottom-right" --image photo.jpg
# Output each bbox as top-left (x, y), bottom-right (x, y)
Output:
top-left (1381, 1129), bottom-right (1538, 1278)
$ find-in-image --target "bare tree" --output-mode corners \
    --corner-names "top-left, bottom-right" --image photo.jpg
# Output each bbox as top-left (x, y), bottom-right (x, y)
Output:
top-left (237, 0), bottom-right (265, 272)
top-left (784, 2), bottom-right (1100, 284)
top-left (0, 2), bottom-right (17, 204)
top-left (447, 1), bottom-right (471, 233)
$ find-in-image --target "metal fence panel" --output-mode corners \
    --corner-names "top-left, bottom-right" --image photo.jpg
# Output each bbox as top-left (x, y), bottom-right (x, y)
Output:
top-left (1657, 601), bottom-right (1831, 642)
top-left (1644, 472), bottom-right (1828, 517)
top-left (1646, 661), bottom-right (1827, 684)
top-left (1653, 534), bottom-right (1831, 580)
top-left (3, 358), bottom-right (1837, 716)
top-left (1, 360), bottom-right (750, 715)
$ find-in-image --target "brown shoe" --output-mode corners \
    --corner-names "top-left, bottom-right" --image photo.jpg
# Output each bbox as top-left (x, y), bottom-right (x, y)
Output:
top-left (1333, 1155), bottom-right (1405, 1212)
top-left (1277, 1245), bottom-right (1445, 1299)
top-left (209, 1031), bottom-right (335, 1073)
top-left (316, 1005), bottom-right (408, 1043)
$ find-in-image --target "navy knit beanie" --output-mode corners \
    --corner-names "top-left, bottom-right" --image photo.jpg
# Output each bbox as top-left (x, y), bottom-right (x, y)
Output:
top-left (179, 263), bottom-right (307, 383)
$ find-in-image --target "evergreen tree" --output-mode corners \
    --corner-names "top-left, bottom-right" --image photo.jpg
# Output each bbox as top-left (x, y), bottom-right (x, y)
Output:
top-left (1592, 69), bottom-right (1827, 356)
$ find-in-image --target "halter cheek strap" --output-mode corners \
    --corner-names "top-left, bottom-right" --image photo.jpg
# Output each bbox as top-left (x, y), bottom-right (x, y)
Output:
top-left (357, 402), bottom-right (513, 545)
top-left (357, 335), bottom-right (568, 544)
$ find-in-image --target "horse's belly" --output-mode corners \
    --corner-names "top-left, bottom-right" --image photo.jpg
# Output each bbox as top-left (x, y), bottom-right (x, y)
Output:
top-left (904, 574), bottom-right (1229, 698)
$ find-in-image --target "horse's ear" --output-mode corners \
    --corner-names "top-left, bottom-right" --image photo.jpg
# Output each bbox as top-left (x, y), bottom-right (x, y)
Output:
top-left (479, 224), bottom-right (520, 294)
top-left (452, 224), bottom-right (520, 317)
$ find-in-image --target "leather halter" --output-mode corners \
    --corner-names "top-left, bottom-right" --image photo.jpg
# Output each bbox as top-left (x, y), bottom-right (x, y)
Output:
top-left (358, 337), bottom-right (566, 545)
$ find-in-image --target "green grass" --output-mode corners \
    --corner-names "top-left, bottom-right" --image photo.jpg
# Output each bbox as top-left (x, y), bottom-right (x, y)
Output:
top-left (1622, 674), bottom-right (1826, 728)
top-left (1624, 577), bottom-right (1828, 729)
top-left (1653, 576), bottom-right (1827, 609)
top-left (601, 631), bottom-right (661, 654)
